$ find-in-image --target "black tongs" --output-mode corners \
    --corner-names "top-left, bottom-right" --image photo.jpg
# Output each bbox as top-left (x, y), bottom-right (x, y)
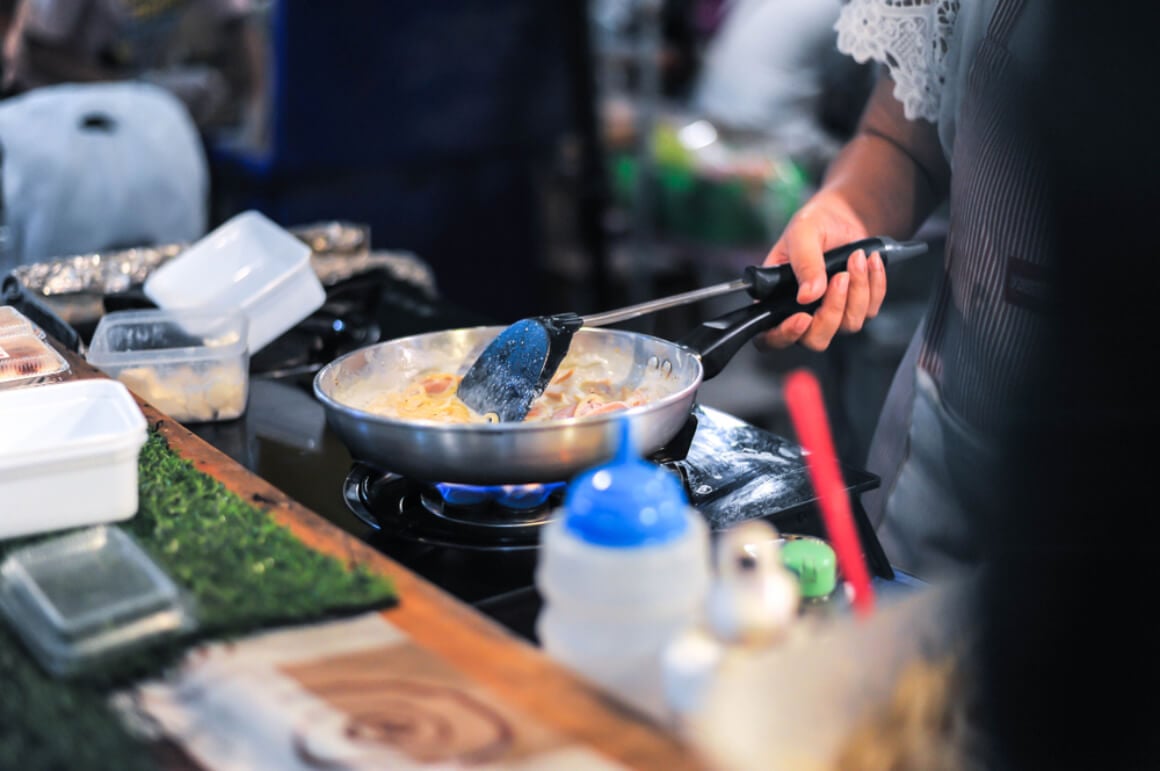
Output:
top-left (457, 236), bottom-right (928, 422)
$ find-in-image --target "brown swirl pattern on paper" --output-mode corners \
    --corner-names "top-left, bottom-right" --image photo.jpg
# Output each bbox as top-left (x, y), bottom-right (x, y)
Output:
top-left (293, 678), bottom-right (513, 767)
top-left (284, 643), bottom-right (564, 767)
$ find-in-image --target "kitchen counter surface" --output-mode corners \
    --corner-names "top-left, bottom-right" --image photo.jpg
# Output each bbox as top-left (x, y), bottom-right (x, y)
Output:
top-left (16, 341), bottom-right (707, 770)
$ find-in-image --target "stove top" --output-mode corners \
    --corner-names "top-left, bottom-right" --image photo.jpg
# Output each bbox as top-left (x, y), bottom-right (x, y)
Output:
top-left (186, 270), bottom-right (894, 641)
top-left (342, 464), bottom-right (558, 551)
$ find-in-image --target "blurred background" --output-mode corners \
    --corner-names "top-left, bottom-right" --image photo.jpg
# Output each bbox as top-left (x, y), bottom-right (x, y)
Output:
top-left (0, 0), bottom-right (947, 468)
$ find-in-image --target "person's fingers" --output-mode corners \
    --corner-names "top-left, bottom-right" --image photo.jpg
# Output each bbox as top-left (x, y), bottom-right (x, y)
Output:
top-left (799, 273), bottom-right (849, 351)
top-left (783, 226), bottom-right (828, 305)
top-left (762, 237), bottom-right (790, 268)
top-left (866, 251), bottom-right (888, 318)
top-left (842, 250), bottom-right (870, 333)
top-left (758, 312), bottom-right (812, 350)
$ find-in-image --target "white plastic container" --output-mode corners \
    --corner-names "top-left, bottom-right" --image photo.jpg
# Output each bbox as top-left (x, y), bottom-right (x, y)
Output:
top-left (0, 379), bottom-right (147, 539)
top-left (86, 307), bottom-right (250, 423)
top-left (143, 210), bottom-right (325, 354)
top-left (535, 423), bottom-right (711, 721)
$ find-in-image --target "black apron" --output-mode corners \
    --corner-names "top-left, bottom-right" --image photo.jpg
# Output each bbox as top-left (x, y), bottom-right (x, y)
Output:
top-left (862, 0), bottom-right (1055, 580)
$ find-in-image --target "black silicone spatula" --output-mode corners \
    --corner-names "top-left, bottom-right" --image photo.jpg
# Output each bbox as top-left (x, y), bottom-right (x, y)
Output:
top-left (457, 236), bottom-right (928, 422)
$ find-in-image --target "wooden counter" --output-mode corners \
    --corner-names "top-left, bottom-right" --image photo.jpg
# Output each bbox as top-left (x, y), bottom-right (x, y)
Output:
top-left (55, 345), bottom-right (707, 771)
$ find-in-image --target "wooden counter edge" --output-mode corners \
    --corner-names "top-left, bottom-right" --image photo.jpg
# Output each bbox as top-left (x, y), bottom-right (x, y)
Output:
top-left (55, 348), bottom-right (708, 771)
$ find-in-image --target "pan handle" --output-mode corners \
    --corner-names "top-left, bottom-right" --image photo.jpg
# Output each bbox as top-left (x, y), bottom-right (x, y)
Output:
top-left (680, 295), bottom-right (813, 380)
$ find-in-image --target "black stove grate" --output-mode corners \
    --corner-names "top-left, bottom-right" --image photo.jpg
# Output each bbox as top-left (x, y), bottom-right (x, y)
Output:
top-left (343, 465), bottom-right (550, 551)
top-left (341, 412), bottom-right (702, 550)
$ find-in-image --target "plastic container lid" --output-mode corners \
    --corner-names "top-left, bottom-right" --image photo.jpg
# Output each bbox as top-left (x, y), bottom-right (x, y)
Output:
top-left (780, 535), bottom-right (838, 599)
top-left (0, 306), bottom-right (39, 338)
top-left (0, 525), bottom-right (196, 676)
top-left (0, 333), bottom-right (69, 386)
top-left (562, 420), bottom-right (690, 548)
top-left (143, 210), bottom-right (325, 354)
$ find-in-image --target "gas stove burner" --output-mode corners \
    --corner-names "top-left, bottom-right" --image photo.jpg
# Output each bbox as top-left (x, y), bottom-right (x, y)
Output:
top-left (338, 415), bottom-right (703, 551)
top-left (425, 482), bottom-right (566, 525)
top-left (342, 462), bottom-right (554, 551)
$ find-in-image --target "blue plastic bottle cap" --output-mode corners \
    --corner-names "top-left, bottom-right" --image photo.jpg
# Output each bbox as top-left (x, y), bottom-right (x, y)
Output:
top-left (562, 419), bottom-right (690, 548)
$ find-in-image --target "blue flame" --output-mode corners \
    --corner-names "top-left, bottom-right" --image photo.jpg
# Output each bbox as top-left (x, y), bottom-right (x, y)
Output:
top-left (434, 481), bottom-right (566, 510)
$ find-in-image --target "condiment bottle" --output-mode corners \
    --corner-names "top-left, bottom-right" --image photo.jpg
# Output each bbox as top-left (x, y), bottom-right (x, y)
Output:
top-left (705, 521), bottom-right (802, 645)
top-left (535, 420), bottom-right (711, 722)
top-left (662, 519), bottom-right (802, 728)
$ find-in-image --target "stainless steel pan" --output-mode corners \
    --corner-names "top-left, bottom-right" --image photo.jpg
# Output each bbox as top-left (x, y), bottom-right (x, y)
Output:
top-left (313, 294), bottom-right (808, 485)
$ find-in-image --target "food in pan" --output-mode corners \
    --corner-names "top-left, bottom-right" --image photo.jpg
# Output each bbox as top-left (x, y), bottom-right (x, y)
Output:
top-left (364, 350), bottom-right (669, 424)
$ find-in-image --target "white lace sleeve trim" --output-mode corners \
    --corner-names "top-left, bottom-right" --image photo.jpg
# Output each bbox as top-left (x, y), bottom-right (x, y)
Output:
top-left (834, 0), bottom-right (960, 122)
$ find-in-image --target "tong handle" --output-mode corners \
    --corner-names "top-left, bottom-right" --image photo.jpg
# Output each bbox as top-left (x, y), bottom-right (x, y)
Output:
top-left (743, 237), bottom-right (928, 300)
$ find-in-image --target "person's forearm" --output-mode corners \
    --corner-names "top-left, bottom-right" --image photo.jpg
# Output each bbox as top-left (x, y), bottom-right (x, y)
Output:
top-left (818, 73), bottom-right (951, 239)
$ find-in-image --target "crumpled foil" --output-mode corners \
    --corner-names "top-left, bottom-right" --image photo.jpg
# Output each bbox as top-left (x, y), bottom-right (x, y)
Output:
top-left (7, 221), bottom-right (439, 324)
top-left (310, 250), bottom-right (436, 296)
top-left (10, 243), bottom-right (187, 297)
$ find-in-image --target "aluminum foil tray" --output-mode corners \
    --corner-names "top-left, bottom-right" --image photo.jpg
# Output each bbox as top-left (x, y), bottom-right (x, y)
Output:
top-left (7, 221), bottom-right (438, 326)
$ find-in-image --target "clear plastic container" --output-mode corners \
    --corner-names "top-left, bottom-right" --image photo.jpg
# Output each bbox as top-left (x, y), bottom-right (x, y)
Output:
top-left (0, 305), bottom-right (39, 338)
top-left (0, 378), bottom-right (147, 539)
top-left (0, 525), bottom-right (195, 675)
top-left (86, 307), bottom-right (250, 423)
top-left (143, 210), bottom-right (326, 354)
top-left (0, 332), bottom-right (69, 388)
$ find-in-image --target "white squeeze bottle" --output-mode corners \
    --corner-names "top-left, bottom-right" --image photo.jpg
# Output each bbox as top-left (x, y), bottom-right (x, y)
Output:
top-left (535, 419), bottom-right (711, 722)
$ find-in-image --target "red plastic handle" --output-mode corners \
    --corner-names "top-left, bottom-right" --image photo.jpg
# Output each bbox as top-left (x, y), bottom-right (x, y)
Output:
top-left (783, 368), bottom-right (876, 618)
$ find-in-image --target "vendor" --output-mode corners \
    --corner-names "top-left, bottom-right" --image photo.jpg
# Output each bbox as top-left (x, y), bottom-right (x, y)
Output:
top-left (1, 0), bottom-right (267, 141)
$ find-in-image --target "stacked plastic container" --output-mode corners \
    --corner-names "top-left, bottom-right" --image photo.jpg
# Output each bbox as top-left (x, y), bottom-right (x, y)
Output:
top-left (0, 525), bottom-right (195, 675)
top-left (1, 305), bottom-right (148, 539)
top-left (0, 305), bottom-right (69, 389)
top-left (1, 305), bottom-right (194, 675)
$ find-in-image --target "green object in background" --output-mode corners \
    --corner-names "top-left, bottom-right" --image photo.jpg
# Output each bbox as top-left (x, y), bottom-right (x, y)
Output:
top-left (781, 536), bottom-right (838, 599)
top-left (652, 122), bottom-right (697, 172)
top-left (0, 428), bottom-right (398, 770)
top-left (607, 147), bottom-right (810, 249)
top-left (760, 158), bottom-right (810, 238)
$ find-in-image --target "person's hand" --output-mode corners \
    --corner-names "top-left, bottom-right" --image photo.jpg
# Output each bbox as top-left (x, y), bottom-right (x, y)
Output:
top-left (759, 190), bottom-right (888, 351)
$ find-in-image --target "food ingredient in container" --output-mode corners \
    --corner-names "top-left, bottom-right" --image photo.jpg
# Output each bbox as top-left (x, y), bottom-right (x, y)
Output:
top-left (86, 307), bottom-right (249, 423)
top-left (0, 525), bottom-right (196, 675)
top-left (143, 210), bottom-right (325, 354)
top-left (0, 332), bottom-right (69, 387)
top-left (0, 378), bottom-right (147, 539)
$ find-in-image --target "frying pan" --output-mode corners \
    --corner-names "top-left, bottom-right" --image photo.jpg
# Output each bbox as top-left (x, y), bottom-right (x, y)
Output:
top-left (313, 291), bottom-right (820, 485)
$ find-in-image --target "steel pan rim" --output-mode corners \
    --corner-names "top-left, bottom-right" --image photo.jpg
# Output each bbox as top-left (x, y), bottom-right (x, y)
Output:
top-left (311, 326), bottom-right (704, 435)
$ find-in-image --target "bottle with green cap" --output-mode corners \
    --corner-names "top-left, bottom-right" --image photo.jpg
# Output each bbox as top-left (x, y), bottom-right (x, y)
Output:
top-left (535, 418), bottom-right (711, 722)
top-left (780, 535), bottom-right (841, 611)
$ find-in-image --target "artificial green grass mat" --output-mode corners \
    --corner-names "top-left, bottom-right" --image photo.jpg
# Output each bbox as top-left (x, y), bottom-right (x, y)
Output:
top-left (0, 427), bottom-right (398, 769)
